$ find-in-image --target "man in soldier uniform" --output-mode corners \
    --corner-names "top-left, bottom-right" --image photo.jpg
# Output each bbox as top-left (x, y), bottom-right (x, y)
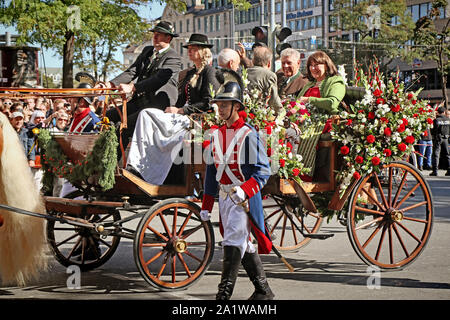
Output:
top-left (430, 106), bottom-right (450, 176)
top-left (101, 21), bottom-right (182, 153)
top-left (200, 80), bottom-right (274, 300)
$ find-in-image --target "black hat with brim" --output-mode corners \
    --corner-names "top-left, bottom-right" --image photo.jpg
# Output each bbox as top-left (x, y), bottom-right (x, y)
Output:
top-left (182, 33), bottom-right (213, 48)
top-left (151, 21), bottom-right (179, 37)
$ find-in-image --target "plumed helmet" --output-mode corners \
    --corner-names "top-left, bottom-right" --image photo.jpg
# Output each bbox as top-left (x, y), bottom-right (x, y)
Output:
top-left (211, 82), bottom-right (244, 110)
top-left (213, 68), bottom-right (244, 110)
top-left (74, 72), bottom-right (96, 105)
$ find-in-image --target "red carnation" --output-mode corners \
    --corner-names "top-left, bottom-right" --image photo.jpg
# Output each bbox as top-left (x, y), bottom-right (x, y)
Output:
top-left (368, 111), bottom-right (375, 120)
top-left (380, 117), bottom-right (389, 123)
top-left (383, 148), bottom-right (392, 157)
top-left (346, 119), bottom-right (353, 126)
top-left (407, 93), bottom-right (414, 100)
top-left (376, 98), bottom-right (385, 105)
top-left (340, 146), bottom-right (350, 155)
top-left (402, 118), bottom-right (409, 126)
top-left (405, 135), bottom-right (415, 144)
top-left (391, 104), bottom-right (401, 112)
top-left (279, 159), bottom-right (286, 167)
top-left (397, 124), bottom-right (406, 133)
top-left (267, 147), bottom-right (272, 156)
top-left (371, 156), bottom-right (381, 166)
top-left (353, 172), bottom-right (361, 180)
top-left (265, 125), bottom-right (272, 135)
top-left (355, 156), bottom-right (364, 164)
top-left (427, 118), bottom-right (433, 124)
top-left (384, 127), bottom-right (392, 136)
top-left (423, 130), bottom-right (428, 137)
top-left (292, 168), bottom-right (300, 176)
top-left (366, 135), bottom-right (375, 144)
top-left (398, 143), bottom-right (407, 152)
top-left (373, 89), bottom-right (382, 97)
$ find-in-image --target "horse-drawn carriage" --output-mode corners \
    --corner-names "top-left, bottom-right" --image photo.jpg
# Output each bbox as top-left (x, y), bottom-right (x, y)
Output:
top-left (0, 85), bottom-right (433, 291)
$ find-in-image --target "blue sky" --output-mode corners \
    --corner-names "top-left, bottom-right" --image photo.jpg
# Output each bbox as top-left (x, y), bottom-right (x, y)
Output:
top-left (0, 2), bottom-right (165, 76)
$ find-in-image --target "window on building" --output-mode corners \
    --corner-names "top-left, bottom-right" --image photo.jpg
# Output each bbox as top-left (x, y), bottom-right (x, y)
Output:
top-left (302, 0), bottom-right (307, 9)
top-left (302, 19), bottom-right (307, 30)
top-left (290, 20), bottom-right (295, 30)
top-left (276, 2), bottom-right (281, 13)
top-left (198, 18), bottom-right (201, 31)
top-left (329, 15), bottom-right (336, 32)
top-left (179, 21), bottom-right (183, 33)
top-left (204, 17), bottom-right (207, 33)
top-left (290, 0), bottom-right (295, 11)
top-left (296, 19), bottom-right (302, 31)
top-left (309, 0), bottom-right (314, 7)
top-left (329, 0), bottom-right (334, 11)
top-left (296, 0), bottom-right (301, 10)
top-left (210, 16), bottom-right (214, 32)
top-left (309, 17), bottom-right (315, 29)
top-left (328, 36), bottom-right (335, 48)
top-left (316, 15), bottom-right (322, 28)
top-left (216, 14), bottom-right (220, 30)
top-left (411, 4), bottom-right (420, 22)
top-left (187, 19), bottom-right (190, 33)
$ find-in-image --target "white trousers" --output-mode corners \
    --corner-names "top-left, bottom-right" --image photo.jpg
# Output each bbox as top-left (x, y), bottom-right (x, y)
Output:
top-left (218, 195), bottom-right (256, 258)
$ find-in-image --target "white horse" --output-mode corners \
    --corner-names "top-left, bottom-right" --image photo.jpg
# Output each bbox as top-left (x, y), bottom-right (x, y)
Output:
top-left (0, 112), bottom-right (48, 286)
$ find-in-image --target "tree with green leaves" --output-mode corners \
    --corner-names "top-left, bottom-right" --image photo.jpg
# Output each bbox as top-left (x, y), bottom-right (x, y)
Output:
top-left (330, 0), bottom-right (415, 71)
top-left (413, 0), bottom-right (449, 108)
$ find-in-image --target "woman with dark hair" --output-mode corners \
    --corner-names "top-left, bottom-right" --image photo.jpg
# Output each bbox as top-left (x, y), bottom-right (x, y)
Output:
top-left (297, 51), bottom-right (346, 121)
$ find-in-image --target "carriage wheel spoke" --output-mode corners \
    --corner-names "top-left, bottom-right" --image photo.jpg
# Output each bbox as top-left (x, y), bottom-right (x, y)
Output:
top-left (159, 211), bottom-right (171, 236)
top-left (146, 225), bottom-right (169, 242)
top-left (181, 224), bottom-right (203, 239)
top-left (388, 224), bottom-right (394, 264)
top-left (388, 167), bottom-right (393, 206)
top-left (67, 236), bottom-right (83, 258)
top-left (355, 216), bottom-right (384, 231)
top-left (156, 253), bottom-right (169, 278)
top-left (362, 221), bottom-right (383, 249)
top-left (184, 249), bottom-right (203, 263)
top-left (403, 216), bottom-right (428, 224)
top-left (177, 212), bottom-right (193, 237)
top-left (142, 242), bottom-right (167, 247)
top-left (374, 174), bottom-right (389, 210)
top-left (392, 223), bottom-right (409, 258)
top-left (280, 214), bottom-right (287, 247)
top-left (265, 208), bottom-right (282, 220)
top-left (172, 207), bottom-right (178, 237)
top-left (394, 221), bottom-right (422, 244)
top-left (392, 169), bottom-right (408, 207)
top-left (395, 183), bottom-right (421, 209)
top-left (290, 218), bottom-right (299, 244)
top-left (355, 205), bottom-right (385, 216)
top-left (172, 255), bottom-right (177, 283)
top-left (361, 187), bottom-right (385, 211)
top-left (177, 253), bottom-right (192, 277)
top-left (269, 211), bottom-right (284, 236)
top-left (145, 249), bottom-right (164, 266)
top-left (375, 223), bottom-right (388, 261)
top-left (56, 233), bottom-right (78, 248)
top-left (399, 201), bottom-right (427, 213)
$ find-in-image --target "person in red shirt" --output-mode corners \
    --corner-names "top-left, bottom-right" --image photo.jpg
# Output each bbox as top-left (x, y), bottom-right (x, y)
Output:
top-left (200, 80), bottom-right (274, 300)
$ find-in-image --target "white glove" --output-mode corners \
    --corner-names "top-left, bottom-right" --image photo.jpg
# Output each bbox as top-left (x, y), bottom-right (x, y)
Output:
top-left (200, 210), bottom-right (211, 221)
top-left (230, 186), bottom-right (246, 204)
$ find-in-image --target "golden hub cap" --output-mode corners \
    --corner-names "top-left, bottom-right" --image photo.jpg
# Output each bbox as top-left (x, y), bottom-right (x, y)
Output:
top-left (391, 210), bottom-right (404, 222)
top-left (174, 239), bottom-right (187, 253)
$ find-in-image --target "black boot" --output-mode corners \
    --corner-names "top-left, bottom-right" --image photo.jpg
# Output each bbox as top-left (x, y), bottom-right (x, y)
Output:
top-left (241, 251), bottom-right (274, 300)
top-left (216, 246), bottom-right (242, 300)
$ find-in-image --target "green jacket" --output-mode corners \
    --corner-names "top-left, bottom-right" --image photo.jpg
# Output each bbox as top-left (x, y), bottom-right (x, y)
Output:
top-left (296, 75), bottom-right (346, 114)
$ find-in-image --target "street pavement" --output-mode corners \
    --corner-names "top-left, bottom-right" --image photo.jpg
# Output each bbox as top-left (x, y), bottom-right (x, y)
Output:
top-left (0, 170), bottom-right (449, 303)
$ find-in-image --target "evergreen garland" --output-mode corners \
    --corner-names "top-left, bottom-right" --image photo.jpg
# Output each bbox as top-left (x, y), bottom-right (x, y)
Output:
top-left (38, 127), bottom-right (118, 194)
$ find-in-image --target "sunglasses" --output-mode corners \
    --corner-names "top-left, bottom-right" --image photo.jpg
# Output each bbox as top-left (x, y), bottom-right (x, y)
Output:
top-left (57, 118), bottom-right (69, 121)
top-left (3, 102), bottom-right (13, 106)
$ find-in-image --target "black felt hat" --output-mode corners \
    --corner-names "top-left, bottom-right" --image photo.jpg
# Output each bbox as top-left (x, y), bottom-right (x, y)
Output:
top-left (182, 33), bottom-right (213, 48)
top-left (150, 21), bottom-right (179, 37)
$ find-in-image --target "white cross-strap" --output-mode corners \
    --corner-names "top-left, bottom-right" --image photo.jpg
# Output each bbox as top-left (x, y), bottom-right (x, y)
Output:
top-left (213, 126), bottom-right (252, 185)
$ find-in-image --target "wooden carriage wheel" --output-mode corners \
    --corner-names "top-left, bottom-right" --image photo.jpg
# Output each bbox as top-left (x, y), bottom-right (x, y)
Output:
top-left (46, 191), bottom-right (121, 271)
top-left (347, 161), bottom-right (433, 270)
top-left (134, 198), bottom-right (215, 291)
top-left (263, 195), bottom-right (323, 252)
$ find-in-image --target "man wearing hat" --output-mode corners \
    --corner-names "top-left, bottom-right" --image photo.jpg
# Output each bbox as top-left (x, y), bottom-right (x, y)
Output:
top-left (9, 110), bottom-right (36, 166)
top-left (200, 80), bottom-right (275, 300)
top-left (68, 84), bottom-right (101, 134)
top-left (102, 21), bottom-right (182, 152)
top-left (126, 33), bottom-right (219, 185)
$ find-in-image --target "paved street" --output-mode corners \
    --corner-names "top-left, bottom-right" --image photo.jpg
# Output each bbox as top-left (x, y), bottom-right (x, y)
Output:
top-left (1, 170), bottom-right (449, 303)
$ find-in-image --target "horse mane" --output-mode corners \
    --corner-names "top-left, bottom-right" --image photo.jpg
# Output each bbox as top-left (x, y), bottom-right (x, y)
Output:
top-left (0, 112), bottom-right (48, 286)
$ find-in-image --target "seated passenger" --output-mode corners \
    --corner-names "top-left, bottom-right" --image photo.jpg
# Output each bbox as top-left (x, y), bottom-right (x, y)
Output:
top-left (126, 34), bottom-right (220, 185)
top-left (297, 50), bottom-right (346, 133)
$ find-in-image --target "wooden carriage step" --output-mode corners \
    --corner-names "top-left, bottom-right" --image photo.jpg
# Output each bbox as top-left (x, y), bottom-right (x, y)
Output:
top-left (303, 233), bottom-right (334, 240)
top-left (120, 168), bottom-right (189, 197)
top-left (44, 196), bottom-right (123, 216)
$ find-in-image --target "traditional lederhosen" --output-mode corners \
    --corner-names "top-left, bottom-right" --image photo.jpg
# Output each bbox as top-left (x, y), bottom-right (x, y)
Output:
top-left (202, 118), bottom-right (272, 257)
